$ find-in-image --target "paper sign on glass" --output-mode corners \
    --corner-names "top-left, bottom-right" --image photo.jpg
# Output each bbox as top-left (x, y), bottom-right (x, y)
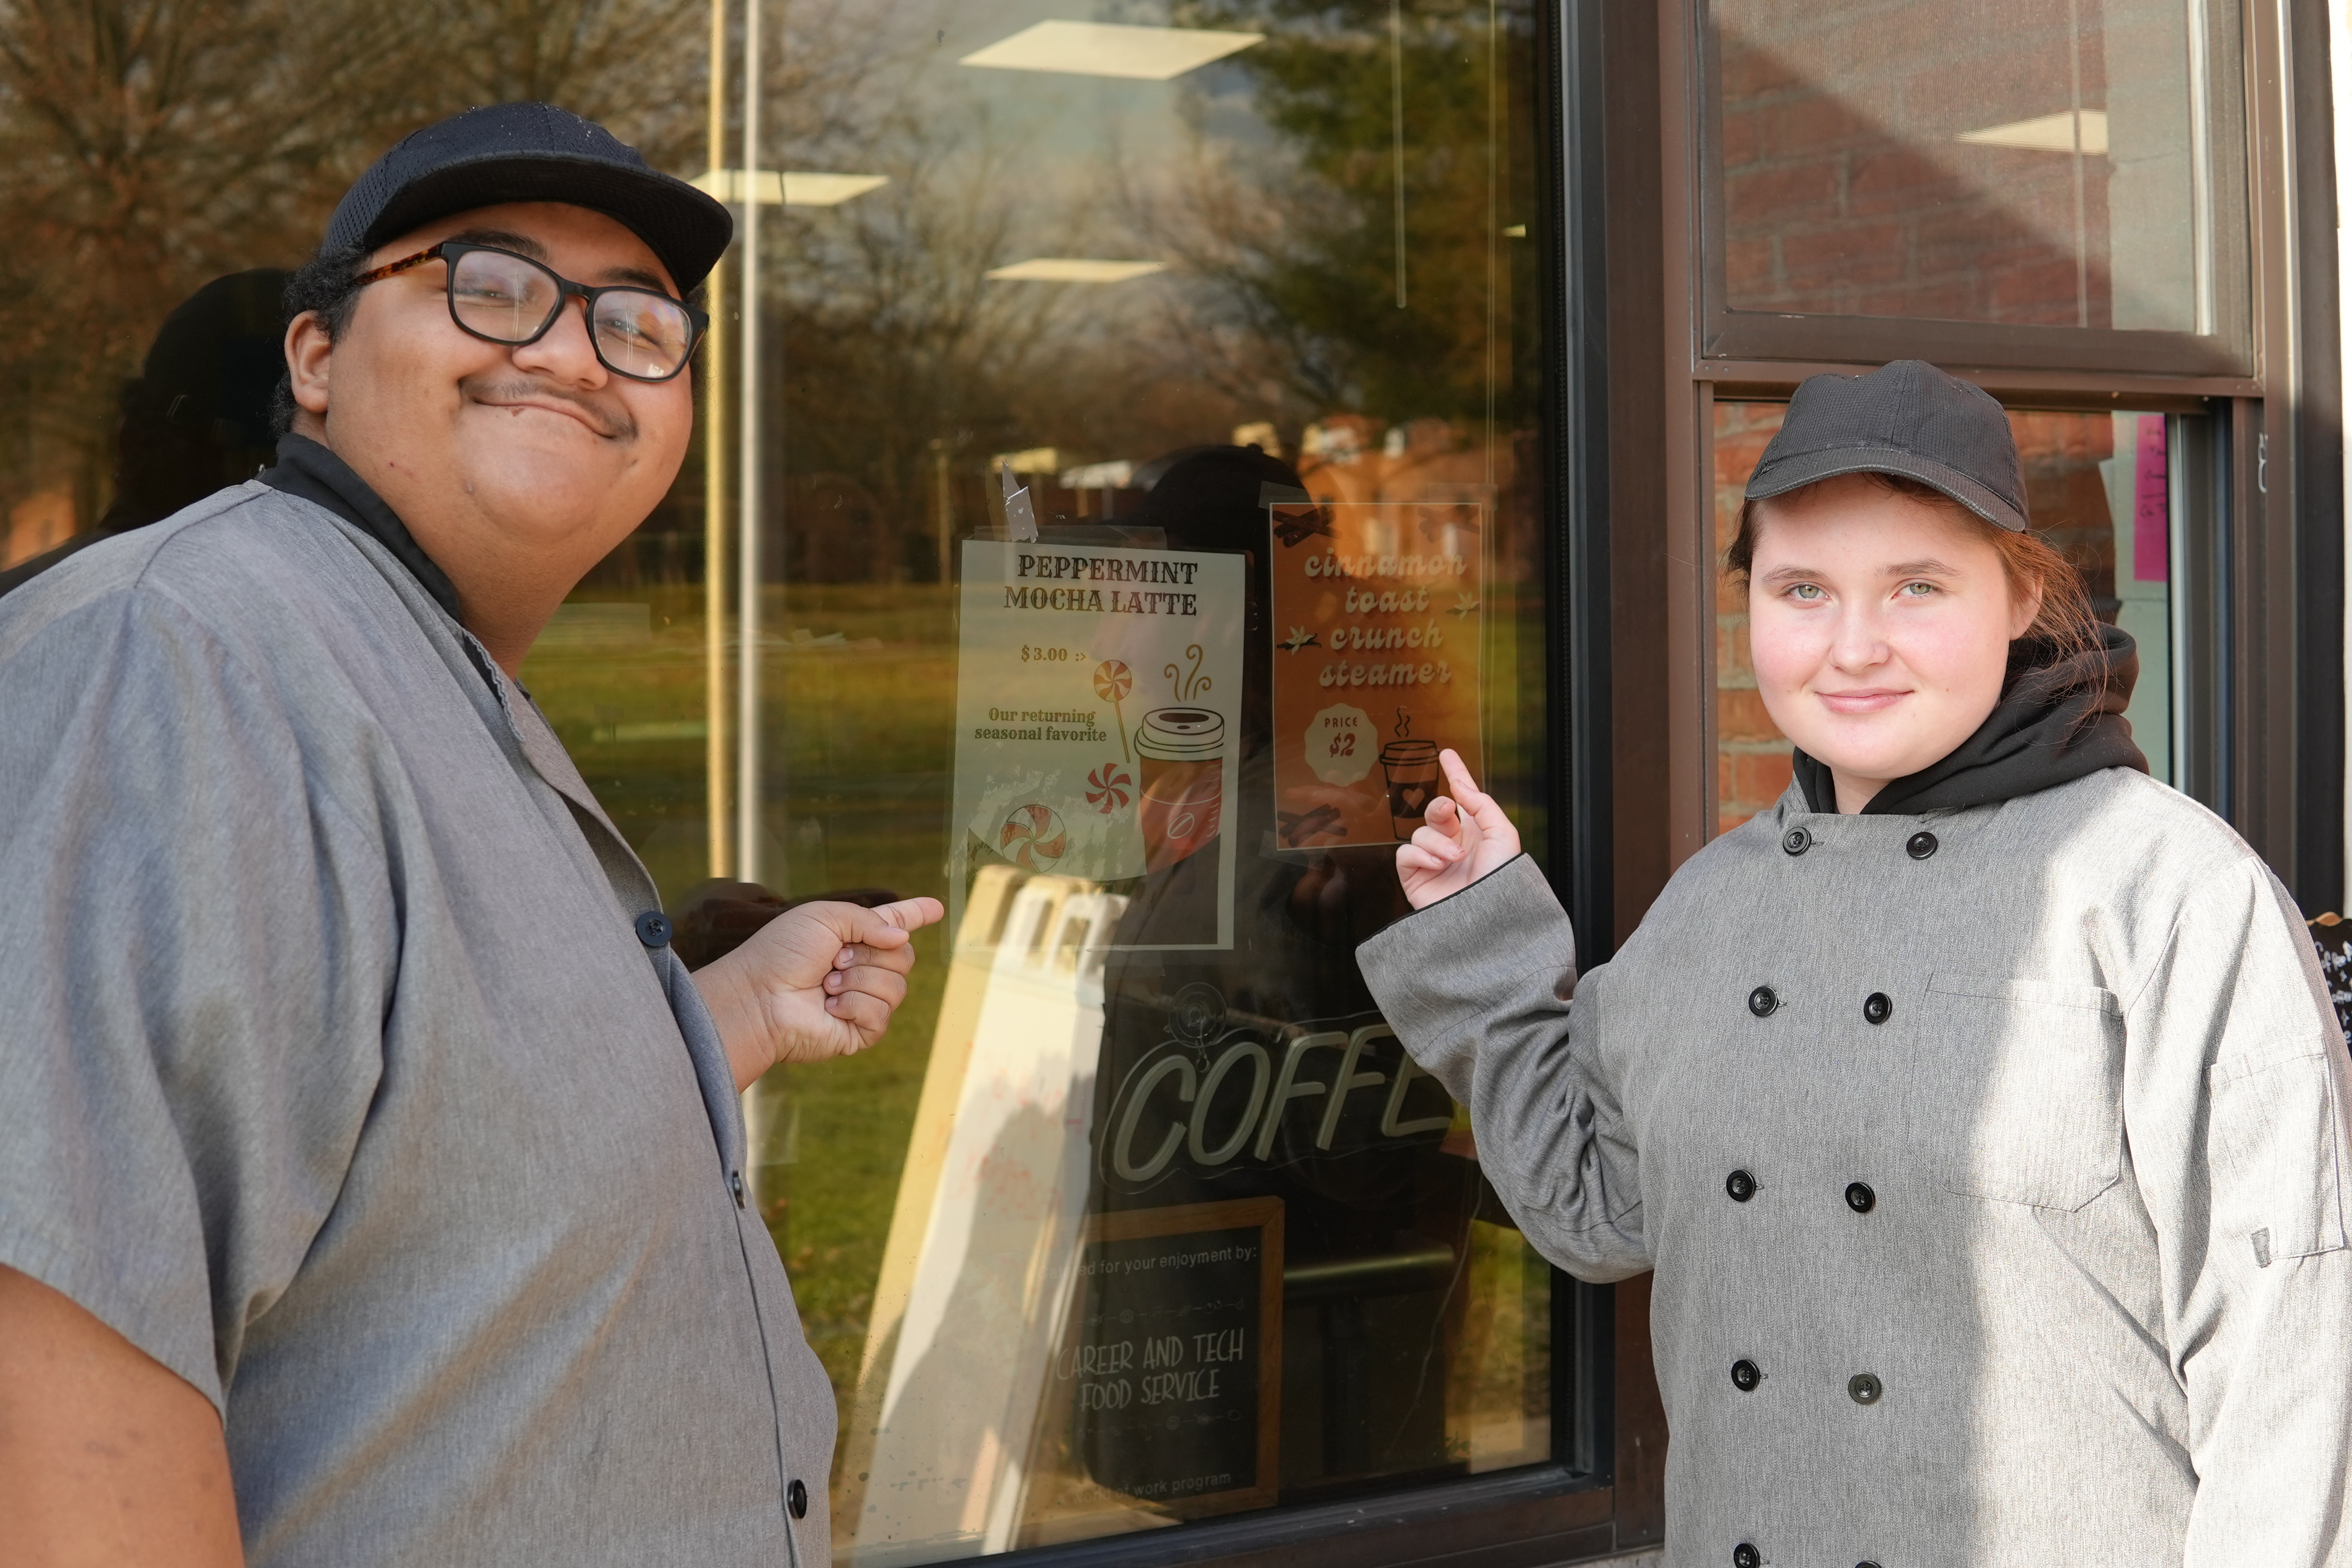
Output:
top-left (1266, 501), bottom-right (1484, 850)
top-left (950, 540), bottom-right (1245, 950)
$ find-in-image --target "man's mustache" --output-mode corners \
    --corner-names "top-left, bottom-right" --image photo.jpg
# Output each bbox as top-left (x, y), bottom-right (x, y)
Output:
top-left (463, 376), bottom-right (637, 440)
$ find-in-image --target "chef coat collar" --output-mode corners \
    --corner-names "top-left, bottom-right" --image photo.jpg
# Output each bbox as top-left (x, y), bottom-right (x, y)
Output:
top-left (260, 433), bottom-right (462, 623)
top-left (1794, 622), bottom-right (2150, 815)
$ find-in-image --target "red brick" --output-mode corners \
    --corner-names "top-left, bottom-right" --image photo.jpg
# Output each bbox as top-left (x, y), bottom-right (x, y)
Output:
top-left (1718, 687), bottom-right (1787, 744)
top-left (1726, 236), bottom-right (1777, 300)
top-left (1914, 204), bottom-right (2035, 254)
top-left (1904, 58), bottom-right (2072, 125)
top-left (1765, 93), bottom-right (1876, 159)
top-left (1724, 159), bottom-right (1844, 226)
top-left (1987, 258), bottom-right (2084, 323)
top-left (1717, 37), bottom-right (1808, 101)
top-left (1714, 431), bottom-right (1778, 483)
top-left (1724, 748), bottom-right (1796, 808)
top-left (1721, 106), bottom-right (1765, 170)
top-left (1778, 222), bottom-right (1911, 290)
top-left (1844, 148), bottom-right (1965, 216)
top-left (1840, 0), bottom-right (1995, 76)
top-left (1717, 618), bottom-right (1752, 683)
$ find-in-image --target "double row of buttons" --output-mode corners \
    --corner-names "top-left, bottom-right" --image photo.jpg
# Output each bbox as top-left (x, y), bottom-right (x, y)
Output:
top-left (1780, 825), bottom-right (1940, 860)
top-left (1734, 832), bottom-right (1918, 1568)
top-left (1747, 986), bottom-right (1894, 1023)
top-left (1726, 1358), bottom-right (1883, 1405)
top-left (1724, 1170), bottom-right (1874, 1213)
top-left (1733, 1550), bottom-right (1880, 1568)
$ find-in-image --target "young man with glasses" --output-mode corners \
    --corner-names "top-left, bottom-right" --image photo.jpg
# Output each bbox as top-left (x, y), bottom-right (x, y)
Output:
top-left (0, 104), bottom-right (938, 1567)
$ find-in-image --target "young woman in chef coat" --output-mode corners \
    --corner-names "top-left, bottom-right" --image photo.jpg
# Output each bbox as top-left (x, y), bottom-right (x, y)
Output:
top-left (1358, 360), bottom-right (2352, 1568)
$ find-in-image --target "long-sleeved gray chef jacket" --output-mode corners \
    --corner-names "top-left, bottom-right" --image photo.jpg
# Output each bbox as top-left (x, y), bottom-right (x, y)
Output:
top-left (1359, 771), bottom-right (2352, 1566)
top-left (0, 473), bottom-right (834, 1565)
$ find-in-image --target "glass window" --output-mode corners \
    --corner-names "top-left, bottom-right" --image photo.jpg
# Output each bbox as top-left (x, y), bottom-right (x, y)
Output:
top-left (534, 2), bottom-right (1564, 1559)
top-left (1714, 399), bottom-right (2179, 831)
top-left (1708, 0), bottom-right (2236, 333)
top-left (0, 3), bottom-right (1564, 1553)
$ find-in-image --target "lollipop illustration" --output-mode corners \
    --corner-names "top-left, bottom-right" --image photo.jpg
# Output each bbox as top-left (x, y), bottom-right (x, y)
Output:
top-left (1093, 658), bottom-right (1134, 758)
top-left (998, 803), bottom-right (1068, 868)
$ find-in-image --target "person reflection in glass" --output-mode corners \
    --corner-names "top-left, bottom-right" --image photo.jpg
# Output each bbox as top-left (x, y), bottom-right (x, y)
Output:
top-left (1084, 444), bottom-right (1481, 1497)
top-left (0, 268), bottom-right (286, 597)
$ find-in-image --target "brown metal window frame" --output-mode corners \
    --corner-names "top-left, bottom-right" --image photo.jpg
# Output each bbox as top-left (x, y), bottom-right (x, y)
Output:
top-left (1687, 0), bottom-right (2258, 379)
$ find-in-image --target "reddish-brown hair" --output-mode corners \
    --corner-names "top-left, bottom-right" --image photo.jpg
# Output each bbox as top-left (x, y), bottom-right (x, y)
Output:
top-left (1723, 472), bottom-right (2104, 675)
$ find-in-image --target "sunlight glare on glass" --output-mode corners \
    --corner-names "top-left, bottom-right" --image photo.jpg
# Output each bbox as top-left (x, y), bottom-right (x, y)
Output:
top-left (985, 258), bottom-right (1167, 283)
top-left (958, 19), bottom-right (1262, 81)
top-left (1956, 109), bottom-right (2110, 156)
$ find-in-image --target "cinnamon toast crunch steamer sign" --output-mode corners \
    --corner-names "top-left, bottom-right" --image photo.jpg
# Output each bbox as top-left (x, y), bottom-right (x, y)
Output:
top-left (950, 540), bottom-right (1245, 950)
top-left (1266, 501), bottom-right (1484, 850)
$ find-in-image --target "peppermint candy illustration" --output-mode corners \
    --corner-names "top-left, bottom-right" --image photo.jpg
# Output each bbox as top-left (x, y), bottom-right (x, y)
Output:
top-left (1086, 764), bottom-right (1133, 813)
top-left (998, 803), bottom-right (1068, 868)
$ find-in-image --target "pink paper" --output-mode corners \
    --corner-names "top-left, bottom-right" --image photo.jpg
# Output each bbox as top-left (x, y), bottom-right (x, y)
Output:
top-left (2133, 414), bottom-right (2169, 582)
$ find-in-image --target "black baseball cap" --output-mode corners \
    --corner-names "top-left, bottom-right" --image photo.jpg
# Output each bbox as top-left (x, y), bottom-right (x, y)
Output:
top-left (1745, 359), bottom-right (2027, 532)
top-left (324, 102), bottom-right (732, 293)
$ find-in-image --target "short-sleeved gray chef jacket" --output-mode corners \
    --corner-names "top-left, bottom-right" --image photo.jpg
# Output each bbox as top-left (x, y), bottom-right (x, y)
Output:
top-left (1361, 774), bottom-right (2352, 1567)
top-left (0, 482), bottom-right (834, 1565)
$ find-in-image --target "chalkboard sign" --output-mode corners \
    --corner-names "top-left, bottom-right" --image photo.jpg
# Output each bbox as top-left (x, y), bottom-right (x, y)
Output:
top-left (1063, 1198), bottom-right (1284, 1517)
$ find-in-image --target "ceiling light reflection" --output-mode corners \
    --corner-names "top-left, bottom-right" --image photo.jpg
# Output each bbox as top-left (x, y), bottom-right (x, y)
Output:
top-left (986, 258), bottom-right (1167, 284)
top-left (690, 169), bottom-right (891, 206)
top-left (960, 20), bottom-right (1262, 81)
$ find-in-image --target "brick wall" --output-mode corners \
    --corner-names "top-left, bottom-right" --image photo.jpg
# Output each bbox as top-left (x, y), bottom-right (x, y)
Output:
top-left (1716, 0), bottom-right (2127, 327)
top-left (1714, 403), bottom-right (1796, 834)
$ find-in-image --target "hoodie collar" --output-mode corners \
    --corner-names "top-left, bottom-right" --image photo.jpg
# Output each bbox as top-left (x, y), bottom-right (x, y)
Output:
top-left (1793, 622), bottom-right (2150, 815)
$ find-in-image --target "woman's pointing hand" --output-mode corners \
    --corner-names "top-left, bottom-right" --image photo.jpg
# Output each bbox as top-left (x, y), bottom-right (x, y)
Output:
top-left (1395, 748), bottom-right (1522, 909)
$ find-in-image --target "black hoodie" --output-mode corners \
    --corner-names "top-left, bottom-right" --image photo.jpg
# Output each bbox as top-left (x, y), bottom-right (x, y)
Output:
top-left (1793, 622), bottom-right (2150, 815)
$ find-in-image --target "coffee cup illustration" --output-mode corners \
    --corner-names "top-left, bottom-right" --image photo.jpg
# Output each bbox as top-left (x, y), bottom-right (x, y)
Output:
top-left (1379, 737), bottom-right (1441, 840)
top-left (1135, 707), bottom-right (1226, 871)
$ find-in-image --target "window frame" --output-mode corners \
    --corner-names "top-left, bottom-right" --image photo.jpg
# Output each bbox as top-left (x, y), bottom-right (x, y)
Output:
top-left (828, 4), bottom-right (1637, 1566)
top-left (1690, 0), bottom-right (2258, 378)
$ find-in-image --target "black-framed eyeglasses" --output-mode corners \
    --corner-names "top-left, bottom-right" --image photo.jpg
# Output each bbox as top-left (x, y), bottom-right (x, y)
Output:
top-left (353, 240), bottom-right (708, 383)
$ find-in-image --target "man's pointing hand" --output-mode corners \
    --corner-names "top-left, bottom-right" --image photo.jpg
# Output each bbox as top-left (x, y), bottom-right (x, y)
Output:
top-left (692, 896), bottom-right (945, 1091)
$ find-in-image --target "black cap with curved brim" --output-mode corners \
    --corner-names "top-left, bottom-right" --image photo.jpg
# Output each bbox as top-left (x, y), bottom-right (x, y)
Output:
top-left (1744, 359), bottom-right (2027, 532)
top-left (325, 102), bottom-right (732, 293)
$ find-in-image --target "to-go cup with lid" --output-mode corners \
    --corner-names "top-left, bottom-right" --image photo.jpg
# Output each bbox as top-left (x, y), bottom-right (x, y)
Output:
top-left (1135, 708), bottom-right (1225, 870)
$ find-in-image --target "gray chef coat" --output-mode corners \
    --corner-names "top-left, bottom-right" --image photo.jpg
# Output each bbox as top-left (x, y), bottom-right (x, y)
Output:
top-left (0, 482), bottom-right (833, 1565)
top-left (1360, 773), bottom-right (2352, 1566)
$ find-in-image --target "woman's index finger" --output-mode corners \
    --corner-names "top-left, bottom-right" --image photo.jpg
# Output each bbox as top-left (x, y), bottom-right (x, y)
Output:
top-left (1438, 748), bottom-right (1484, 802)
